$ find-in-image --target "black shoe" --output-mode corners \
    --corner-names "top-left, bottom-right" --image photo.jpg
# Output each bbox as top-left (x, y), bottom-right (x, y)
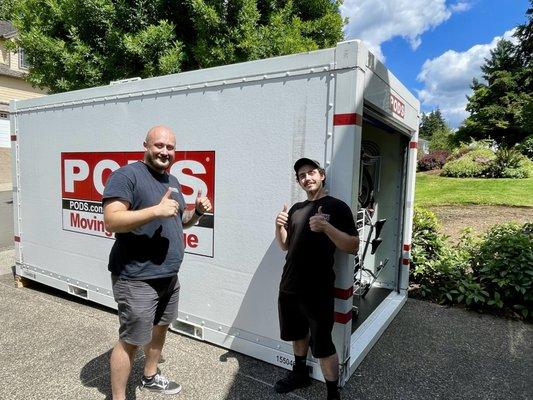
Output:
top-left (274, 371), bottom-right (311, 393)
top-left (140, 370), bottom-right (181, 395)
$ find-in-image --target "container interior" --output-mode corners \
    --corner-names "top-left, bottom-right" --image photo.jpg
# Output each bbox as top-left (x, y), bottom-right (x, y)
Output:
top-left (351, 117), bottom-right (409, 333)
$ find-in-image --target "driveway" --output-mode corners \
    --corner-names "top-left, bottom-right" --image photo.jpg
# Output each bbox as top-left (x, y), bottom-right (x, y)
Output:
top-left (0, 191), bottom-right (13, 250)
top-left (0, 247), bottom-right (531, 400)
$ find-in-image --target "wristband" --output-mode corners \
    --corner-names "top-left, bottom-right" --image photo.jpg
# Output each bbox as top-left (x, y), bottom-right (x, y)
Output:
top-left (194, 208), bottom-right (204, 217)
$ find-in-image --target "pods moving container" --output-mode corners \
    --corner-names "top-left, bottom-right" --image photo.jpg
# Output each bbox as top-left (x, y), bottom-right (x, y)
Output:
top-left (11, 40), bottom-right (419, 385)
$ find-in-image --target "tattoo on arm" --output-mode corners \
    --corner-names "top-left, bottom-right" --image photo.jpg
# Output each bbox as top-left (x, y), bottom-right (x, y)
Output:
top-left (182, 209), bottom-right (197, 228)
top-left (184, 209), bottom-right (194, 221)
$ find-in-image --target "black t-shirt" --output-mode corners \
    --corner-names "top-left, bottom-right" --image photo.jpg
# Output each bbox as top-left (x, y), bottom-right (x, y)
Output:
top-left (280, 195), bottom-right (357, 295)
top-left (102, 161), bottom-right (186, 280)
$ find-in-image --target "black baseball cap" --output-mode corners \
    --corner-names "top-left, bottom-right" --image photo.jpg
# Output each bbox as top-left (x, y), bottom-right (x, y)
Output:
top-left (293, 158), bottom-right (323, 173)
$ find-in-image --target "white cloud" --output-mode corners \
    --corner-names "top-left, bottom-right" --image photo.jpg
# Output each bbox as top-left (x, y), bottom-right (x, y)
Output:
top-left (417, 29), bottom-right (517, 128)
top-left (450, 2), bottom-right (472, 12)
top-left (340, 0), bottom-right (459, 61)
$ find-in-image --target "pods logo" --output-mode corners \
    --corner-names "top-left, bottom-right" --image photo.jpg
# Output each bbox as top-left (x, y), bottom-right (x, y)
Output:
top-left (61, 151), bottom-right (215, 257)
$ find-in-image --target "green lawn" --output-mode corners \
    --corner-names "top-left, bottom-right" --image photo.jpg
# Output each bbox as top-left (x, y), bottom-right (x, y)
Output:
top-left (415, 172), bottom-right (533, 207)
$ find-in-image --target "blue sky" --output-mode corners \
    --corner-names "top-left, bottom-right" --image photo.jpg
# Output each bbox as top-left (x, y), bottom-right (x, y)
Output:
top-left (340, 0), bottom-right (530, 128)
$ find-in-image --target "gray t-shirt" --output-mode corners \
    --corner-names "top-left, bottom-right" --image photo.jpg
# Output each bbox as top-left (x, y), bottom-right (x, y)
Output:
top-left (102, 161), bottom-right (186, 279)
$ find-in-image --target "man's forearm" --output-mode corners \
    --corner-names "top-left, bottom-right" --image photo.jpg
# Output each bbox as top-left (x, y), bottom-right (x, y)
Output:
top-left (182, 209), bottom-right (201, 229)
top-left (324, 224), bottom-right (359, 253)
top-left (275, 226), bottom-right (288, 251)
top-left (104, 206), bottom-right (159, 233)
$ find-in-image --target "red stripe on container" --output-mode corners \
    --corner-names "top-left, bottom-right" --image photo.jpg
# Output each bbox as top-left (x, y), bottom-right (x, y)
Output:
top-left (409, 141), bottom-right (417, 148)
top-left (333, 113), bottom-right (362, 126)
top-left (14, 236), bottom-right (20, 242)
top-left (403, 244), bottom-right (410, 251)
top-left (11, 135), bottom-right (17, 141)
top-left (402, 258), bottom-right (410, 265)
top-left (334, 286), bottom-right (354, 300)
top-left (334, 311), bottom-right (352, 324)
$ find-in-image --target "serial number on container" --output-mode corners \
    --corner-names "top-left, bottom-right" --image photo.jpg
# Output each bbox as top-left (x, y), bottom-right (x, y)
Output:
top-left (276, 356), bottom-right (295, 366)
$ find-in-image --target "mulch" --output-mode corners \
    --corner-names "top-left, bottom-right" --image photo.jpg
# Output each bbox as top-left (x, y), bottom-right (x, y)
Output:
top-left (429, 205), bottom-right (532, 239)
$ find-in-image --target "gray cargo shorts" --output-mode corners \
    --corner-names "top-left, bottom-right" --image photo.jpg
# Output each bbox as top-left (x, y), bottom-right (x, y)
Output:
top-left (112, 275), bottom-right (180, 346)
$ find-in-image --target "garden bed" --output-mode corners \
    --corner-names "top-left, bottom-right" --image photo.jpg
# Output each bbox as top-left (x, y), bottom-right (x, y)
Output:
top-left (429, 205), bottom-right (533, 239)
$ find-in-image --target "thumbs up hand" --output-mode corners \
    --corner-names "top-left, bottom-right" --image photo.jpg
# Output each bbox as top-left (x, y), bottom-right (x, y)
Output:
top-left (157, 188), bottom-right (180, 218)
top-left (275, 204), bottom-right (289, 228)
top-left (309, 205), bottom-right (328, 232)
top-left (195, 188), bottom-right (212, 216)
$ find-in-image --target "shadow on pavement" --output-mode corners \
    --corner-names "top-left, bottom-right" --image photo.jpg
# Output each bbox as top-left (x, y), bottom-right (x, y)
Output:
top-left (80, 349), bottom-right (147, 400)
top-left (218, 349), bottom-right (325, 400)
top-left (15, 276), bottom-right (117, 314)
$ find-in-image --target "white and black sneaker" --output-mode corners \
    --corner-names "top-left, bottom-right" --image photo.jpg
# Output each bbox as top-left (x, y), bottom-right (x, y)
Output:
top-left (141, 370), bottom-right (182, 395)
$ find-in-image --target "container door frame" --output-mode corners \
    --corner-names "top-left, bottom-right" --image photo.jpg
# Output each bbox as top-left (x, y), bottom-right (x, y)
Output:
top-left (344, 103), bottom-right (415, 385)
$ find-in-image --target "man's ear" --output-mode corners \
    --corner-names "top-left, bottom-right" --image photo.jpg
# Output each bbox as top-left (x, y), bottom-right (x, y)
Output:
top-left (142, 141), bottom-right (148, 150)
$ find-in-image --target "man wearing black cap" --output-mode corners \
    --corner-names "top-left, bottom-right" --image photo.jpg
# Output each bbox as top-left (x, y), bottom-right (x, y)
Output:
top-left (274, 158), bottom-right (358, 400)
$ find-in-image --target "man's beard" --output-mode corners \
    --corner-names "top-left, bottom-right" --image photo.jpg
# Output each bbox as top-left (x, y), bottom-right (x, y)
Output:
top-left (146, 152), bottom-right (171, 172)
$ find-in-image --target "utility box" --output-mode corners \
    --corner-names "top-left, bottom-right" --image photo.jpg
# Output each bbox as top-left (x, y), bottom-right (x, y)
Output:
top-left (11, 40), bottom-right (419, 385)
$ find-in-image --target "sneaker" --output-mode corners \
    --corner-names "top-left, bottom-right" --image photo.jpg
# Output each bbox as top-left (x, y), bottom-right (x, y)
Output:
top-left (141, 370), bottom-right (182, 395)
top-left (274, 371), bottom-right (311, 393)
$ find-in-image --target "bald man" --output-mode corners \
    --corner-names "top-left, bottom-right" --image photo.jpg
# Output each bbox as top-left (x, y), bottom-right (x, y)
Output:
top-left (103, 126), bottom-right (212, 399)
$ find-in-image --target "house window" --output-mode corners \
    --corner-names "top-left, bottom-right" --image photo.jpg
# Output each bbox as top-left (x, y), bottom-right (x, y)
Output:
top-left (0, 112), bottom-right (9, 119)
top-left (19, 48), bottom-right (29, 69)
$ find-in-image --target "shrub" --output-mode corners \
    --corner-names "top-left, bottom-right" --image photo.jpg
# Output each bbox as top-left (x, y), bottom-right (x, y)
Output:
top-left (487, 148), bottom-right (531, 178)
top-left (471, 223), bottom-right (533, 318)
top-left (446, 139), bottom-right (494, 162)
top-left (441, 148), bottom-right (495, 177)
top-left (417, 150), bottom-right (450, 171)
top-left (412, 222), bottom-right (478, 305)
top-left (447, 146), bottom-right (471, 162)
top-left (411, 207), bottom-right (446, 283)
top-left (415, 243), bottom-right (473, 304)
top-left (410, 216), bottom-right (533, 319)
top-left (516, 135), bottom-right (533, 159)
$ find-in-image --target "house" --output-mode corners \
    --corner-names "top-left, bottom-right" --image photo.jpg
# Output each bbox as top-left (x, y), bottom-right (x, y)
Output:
top-left (0, 21), bottom-right (46, 188)
top-left (0, 20), bottom-right (47, 146)
top-left (417, 138), bottom-right (430, 155)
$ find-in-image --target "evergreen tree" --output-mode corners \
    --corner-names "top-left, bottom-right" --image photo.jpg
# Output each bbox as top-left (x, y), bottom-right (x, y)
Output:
top-left (428, 127), bottom-right (454, 152)
top-left (456, 2), bottom-right (532, 147)
top-left (8, 0), bottom-right (344, 93)
top-left (515, 0), bottom-right (533, 66)
top-left (419, 109), bottom-right (448, 140)
top-left (515, 0), bottom-right (533, 134)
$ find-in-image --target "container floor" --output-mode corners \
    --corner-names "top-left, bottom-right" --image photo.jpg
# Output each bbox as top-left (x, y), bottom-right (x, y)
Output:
top-left (351, 287), bottom-right (392, 333)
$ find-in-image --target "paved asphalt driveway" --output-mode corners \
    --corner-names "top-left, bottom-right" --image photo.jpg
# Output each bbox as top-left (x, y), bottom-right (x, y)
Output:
top-left (0, 191), bottom-right (13, 250)
top-left (0, 249), bottom-right (531, 400)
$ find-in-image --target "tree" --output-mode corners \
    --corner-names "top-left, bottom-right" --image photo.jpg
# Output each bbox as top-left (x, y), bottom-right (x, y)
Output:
top-left (515, 0), bottom-right (533, 66)
top-left (515, 0), bottom-right (533, 134)
top-left (9, 0), bottom-right (344, 93)
top-left (428, 127), bottom-right (454, 152)
top-left (0, 0), bottom-right (16, 20)
top-left (419, 109), bottom-right (448, 140)
top-left (455, 2), bottom-right (532, 147)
